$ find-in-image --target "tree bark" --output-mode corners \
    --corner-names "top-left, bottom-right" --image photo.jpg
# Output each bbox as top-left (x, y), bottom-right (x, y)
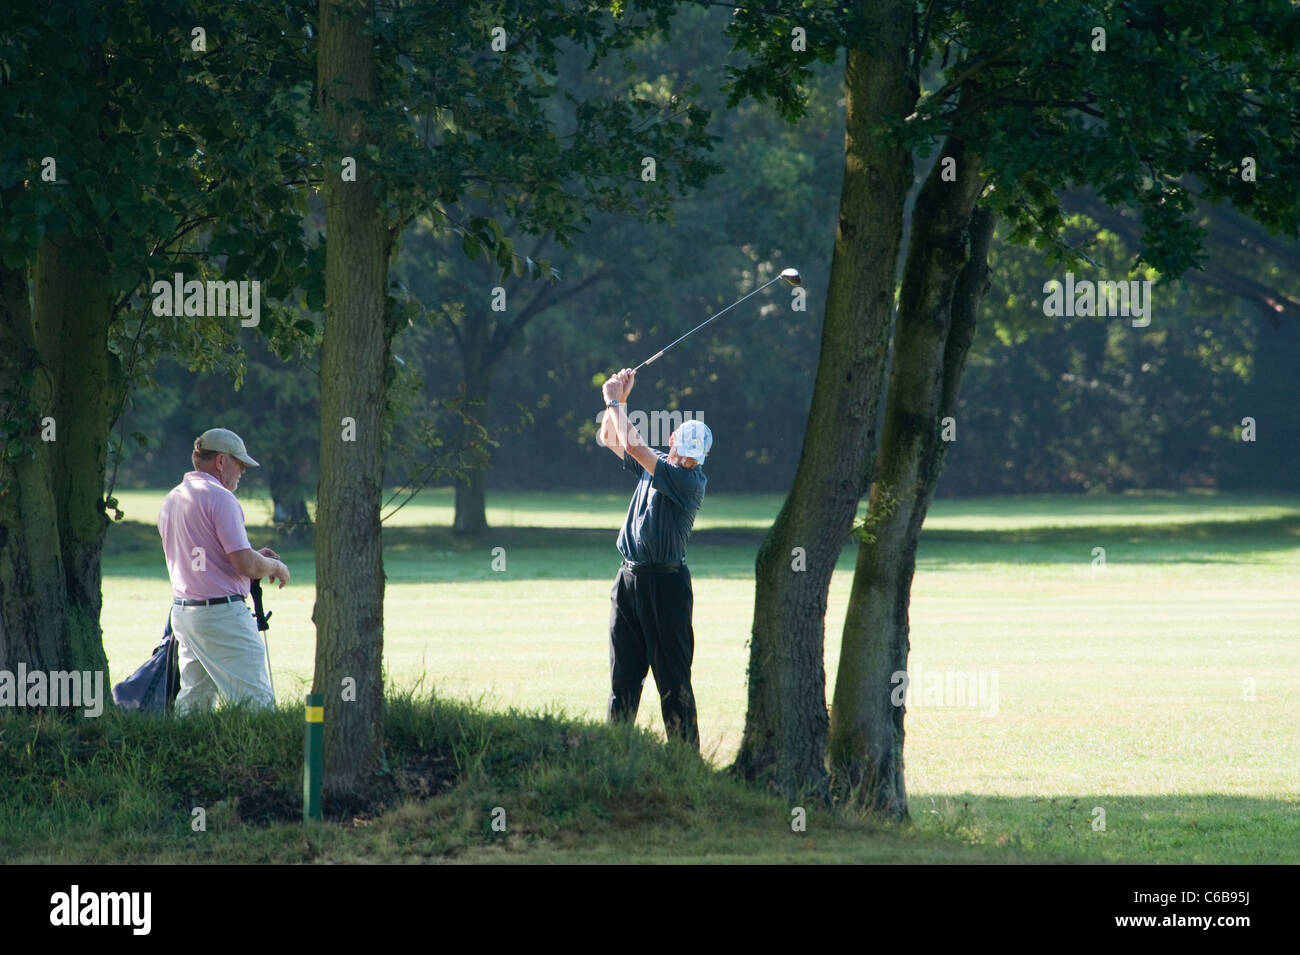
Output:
top-left (451, 324), bottom-right (494, 538)
top-left (828, 137), bottom-right (995, 817)
top-left (30, 235), bottom-right (116, 676)
top-left (313, 0), bottom-right (394, 802)
top-left (0, 260), bottom-right (78, 673)
top-left (732, 5), bottom-right (917, 800)
top-left (452, 454), bottom-right (489, 537)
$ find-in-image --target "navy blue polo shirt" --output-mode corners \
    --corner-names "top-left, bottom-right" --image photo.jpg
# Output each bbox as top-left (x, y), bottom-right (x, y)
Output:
top-left (616, 450), bottom-right (706, 564)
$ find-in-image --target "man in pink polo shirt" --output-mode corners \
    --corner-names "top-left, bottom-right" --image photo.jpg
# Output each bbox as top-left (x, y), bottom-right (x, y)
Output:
top-left (158, 428), bottom-right (290, 714)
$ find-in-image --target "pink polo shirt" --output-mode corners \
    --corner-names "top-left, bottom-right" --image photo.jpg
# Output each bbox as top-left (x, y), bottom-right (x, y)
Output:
top-left (158, 470), bottom-right (255, 600)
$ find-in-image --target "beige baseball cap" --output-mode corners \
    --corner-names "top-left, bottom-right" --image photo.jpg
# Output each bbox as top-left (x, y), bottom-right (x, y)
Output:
top-left (195, 428), bottom-right (260, 467)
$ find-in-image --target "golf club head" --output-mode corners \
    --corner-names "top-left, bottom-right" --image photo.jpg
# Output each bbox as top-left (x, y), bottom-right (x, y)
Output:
top-left (780, 267), bottom-right (802, 287)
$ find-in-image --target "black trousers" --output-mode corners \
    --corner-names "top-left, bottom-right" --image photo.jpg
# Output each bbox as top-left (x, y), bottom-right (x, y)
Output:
top-left (607, 562), bottom-right (699, 750)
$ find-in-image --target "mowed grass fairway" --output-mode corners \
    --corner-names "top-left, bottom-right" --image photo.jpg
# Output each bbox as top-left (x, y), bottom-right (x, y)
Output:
top-left (96, 490), bottom-right (1300, 862)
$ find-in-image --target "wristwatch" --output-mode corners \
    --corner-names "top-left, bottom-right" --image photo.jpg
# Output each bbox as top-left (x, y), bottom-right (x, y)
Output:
top-left (606, 398), bottom-right (619, 408)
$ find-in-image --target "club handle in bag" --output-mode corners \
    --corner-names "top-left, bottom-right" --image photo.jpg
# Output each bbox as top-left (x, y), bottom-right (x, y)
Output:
top-left (250, 577), bottom-right (272, 632)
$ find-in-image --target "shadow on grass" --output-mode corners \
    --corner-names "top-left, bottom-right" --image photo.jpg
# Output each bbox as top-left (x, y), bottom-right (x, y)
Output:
top-left (2, 699), bottom-right (1294, 864)
top-left (101, 514), bottom-right (1300, 587)
top-left (907, 791), bottom-right (1299, 864)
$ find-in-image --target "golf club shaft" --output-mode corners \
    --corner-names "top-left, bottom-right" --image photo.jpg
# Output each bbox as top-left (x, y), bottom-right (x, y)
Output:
top-left (633, 274), bottom-right (785, 373)
top-left (263, 631), bottom-right (274, 700)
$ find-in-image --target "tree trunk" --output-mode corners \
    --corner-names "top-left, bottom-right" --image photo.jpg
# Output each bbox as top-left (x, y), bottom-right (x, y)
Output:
top-left (0, 260), bottom-right (77, 673)
top-left (313, 0), bottom-right (394, 803)
top-left (732, 5), bottom-right (917, 800)
top-left (448, 265), bottom-right (603, 537)
top-left (269, 459), bottom-right (312, 543)
top-left (452, 348), bottom-right (493, 538)
top-left (31, 236), bottom-right (116, 676)
top-left (829, 139), bottom-right (995, 816)
top-left (453, 466), bottom-right (488, 537)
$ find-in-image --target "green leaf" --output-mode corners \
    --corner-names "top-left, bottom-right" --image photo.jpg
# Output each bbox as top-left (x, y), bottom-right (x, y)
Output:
top-left (461, 233), bottom-right (482, 261)
top-left (495, 237), bottom-right (514, 268)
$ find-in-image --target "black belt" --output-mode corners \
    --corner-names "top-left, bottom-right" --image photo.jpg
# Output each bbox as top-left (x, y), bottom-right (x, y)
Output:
top-left (621, 559), bottom-right (682, 574)
top-left (173, 595), bottom-right (246, 606)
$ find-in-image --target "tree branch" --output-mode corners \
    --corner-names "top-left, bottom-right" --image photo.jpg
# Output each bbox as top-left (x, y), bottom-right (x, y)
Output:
top-left (912, 41), bottom-right (1023, 115)
top-left (1061, 189), bottom-right (1300, 326)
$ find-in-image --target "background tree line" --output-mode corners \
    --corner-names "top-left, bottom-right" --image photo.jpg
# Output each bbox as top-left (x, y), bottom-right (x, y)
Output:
top-left (109, 5), bottom-right (1297, 518)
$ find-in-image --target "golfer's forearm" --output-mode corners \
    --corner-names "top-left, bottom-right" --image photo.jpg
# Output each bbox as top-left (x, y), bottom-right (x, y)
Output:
top-left (233, 549), bottom-right (279, 579)
top-left (600, 408), bottom-right (624, 455)
top-left (609, 403), bottom-right (642, 451)
top-left (611, 403), bottom-right (635, 450)
top-left (616, 406), bottom-right (658, 473)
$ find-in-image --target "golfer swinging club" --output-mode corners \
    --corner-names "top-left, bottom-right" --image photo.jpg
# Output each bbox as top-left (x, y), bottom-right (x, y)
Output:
top-left (599, 368), bottom-right (712, 751)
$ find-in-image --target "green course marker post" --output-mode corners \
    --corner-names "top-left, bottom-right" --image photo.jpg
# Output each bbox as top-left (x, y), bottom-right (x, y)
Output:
top-left (304, 693), bottom-right (323, 822)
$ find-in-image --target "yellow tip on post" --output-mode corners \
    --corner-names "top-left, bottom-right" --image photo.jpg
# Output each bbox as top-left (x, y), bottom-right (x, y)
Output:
top-left (304, 693), bottom-right (323, 821)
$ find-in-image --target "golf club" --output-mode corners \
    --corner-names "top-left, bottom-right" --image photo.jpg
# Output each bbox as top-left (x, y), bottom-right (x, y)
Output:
top-left (632, 267), bottom-right (801, 373)
top-left (251, 577), bottom-right (274, 700)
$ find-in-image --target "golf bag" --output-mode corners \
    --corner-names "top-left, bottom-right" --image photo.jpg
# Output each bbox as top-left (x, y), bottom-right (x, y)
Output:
top-left (111, 612), bottom-right (181, 714)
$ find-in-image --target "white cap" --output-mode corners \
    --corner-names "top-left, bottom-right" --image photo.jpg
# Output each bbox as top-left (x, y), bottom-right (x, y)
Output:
top-left (674, 420), bottom-right (713, 464)
top-left (195, 428), bottom-right (259, 467)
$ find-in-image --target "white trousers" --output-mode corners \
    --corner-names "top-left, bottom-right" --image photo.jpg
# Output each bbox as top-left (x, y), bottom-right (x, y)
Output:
top-left (170, 600), bottom-right (275, 714)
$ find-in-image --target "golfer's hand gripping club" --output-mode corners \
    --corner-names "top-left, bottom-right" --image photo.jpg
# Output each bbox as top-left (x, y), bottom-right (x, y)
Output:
top-left (602, 369), bottom-right (635, 410)
top-left (600, 369), bottom-right (641, 455)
